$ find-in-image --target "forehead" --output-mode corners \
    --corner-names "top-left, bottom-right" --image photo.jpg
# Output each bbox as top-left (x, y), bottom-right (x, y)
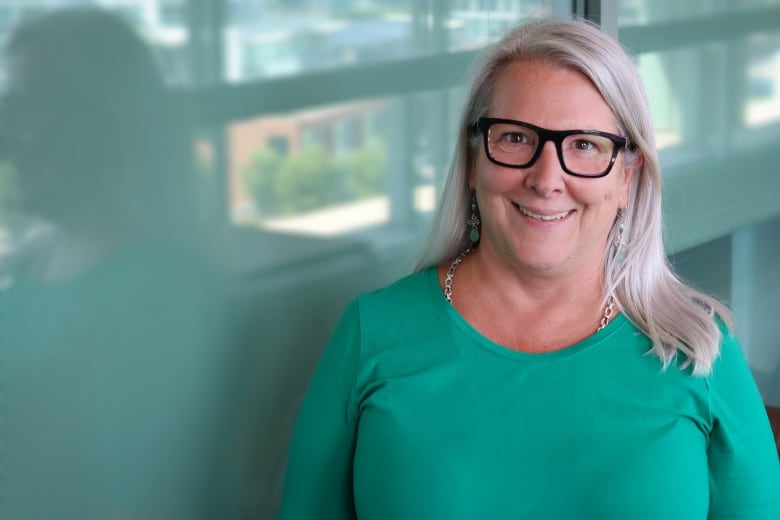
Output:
top-left (488, 59), bottom-right (618, 132)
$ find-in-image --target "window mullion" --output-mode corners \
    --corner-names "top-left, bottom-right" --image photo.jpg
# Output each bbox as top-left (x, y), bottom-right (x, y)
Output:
top-left (190, 0), bottom-right (230, 226)
top-left (578, 0), bottom-right (619, 37)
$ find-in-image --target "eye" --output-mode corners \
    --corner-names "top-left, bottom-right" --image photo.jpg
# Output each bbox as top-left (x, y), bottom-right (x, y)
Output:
top-left (504, 132), bottom-right (528, 144)
top-left (568, 136), bottom-right (610, 154)
top-left (572, 139), bottom-right (596, 151)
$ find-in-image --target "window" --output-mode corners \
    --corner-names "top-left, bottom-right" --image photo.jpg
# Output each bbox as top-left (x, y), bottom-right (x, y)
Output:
top-left (228, 100), bottom-right (390, 235)
top-left (212, 1), bottom-right (570, 238)
top-left (223, 1), bottom-right (419, 82)
top-left (745, 31), bottom-right (780, 127)
top-left (2, 1), bottom-right (778, 244)
top-left (1, 3), bottom-right (779, 516)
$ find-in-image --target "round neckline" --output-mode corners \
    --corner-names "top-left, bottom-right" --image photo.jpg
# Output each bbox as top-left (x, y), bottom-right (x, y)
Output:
top-left (425, 266), bottom-right (629, 362)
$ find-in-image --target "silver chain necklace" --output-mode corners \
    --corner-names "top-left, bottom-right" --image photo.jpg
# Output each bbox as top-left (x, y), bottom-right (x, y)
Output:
top-left (444, 249), bottom-right (616, 333)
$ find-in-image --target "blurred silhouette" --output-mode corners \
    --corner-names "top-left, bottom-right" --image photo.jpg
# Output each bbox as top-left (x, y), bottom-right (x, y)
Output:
top-left (0, 7), bottom-right (384, 519)
top-left (0, 8), bottom-right (238, 519)
top-left (0, 7), bottom-right (203, 268)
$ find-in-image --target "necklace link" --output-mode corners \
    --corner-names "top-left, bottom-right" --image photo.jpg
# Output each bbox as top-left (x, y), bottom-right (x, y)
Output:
top-left (597, 295), bottom-right (615, 332)
top-left (444, 249), bottom-right (470, 304)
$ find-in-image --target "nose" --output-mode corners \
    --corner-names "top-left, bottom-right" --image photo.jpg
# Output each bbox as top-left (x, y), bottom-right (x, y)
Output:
top-left (523, 140), bottom-right (565, 197)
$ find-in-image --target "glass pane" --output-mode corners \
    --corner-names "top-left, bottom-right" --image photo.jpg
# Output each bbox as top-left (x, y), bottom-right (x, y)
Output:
top-left (409, 90), bottom-right (459, 217)
top-left (223, 0), bottom-right (574, 82)
top-left (446, 0), bottom-right (571, 51)
top-left (732, 216), bottom-right (780, 407)
top-left (745, 31), bottom-right (780, 127)
top-left (0, 0), bottom-right (190, 85)
top-left (221, 0), bottom-right (583, 234)
top-left (228, 99), bottom-right (391, 235)
top-left (224, 0), bottom-right (417, 81)
top-left (620, 0), bottom-right (780, 25)
top-left (636, 43), bottom-right (729, 153)
top-left (0, 6), bottom-right (236, 518)
top-left (632, 36), bottom-right (780, 155)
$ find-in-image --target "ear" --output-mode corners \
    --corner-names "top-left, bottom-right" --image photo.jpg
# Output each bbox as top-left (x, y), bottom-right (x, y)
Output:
top-left (618, 152), bottom-right (642, 208)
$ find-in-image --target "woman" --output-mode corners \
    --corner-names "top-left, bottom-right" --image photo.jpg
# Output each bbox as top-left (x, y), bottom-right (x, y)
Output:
top-left (279, 19), bottom-right (780, 519)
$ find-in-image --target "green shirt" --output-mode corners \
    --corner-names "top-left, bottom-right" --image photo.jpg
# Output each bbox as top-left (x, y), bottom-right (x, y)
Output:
top-left (279, 268), bottom-right (780, 519)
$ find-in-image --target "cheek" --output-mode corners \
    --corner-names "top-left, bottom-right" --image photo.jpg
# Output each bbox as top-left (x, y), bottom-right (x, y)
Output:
top-left (565, 178), bottom-right (609, 205)
top-left (474, 160), bottom-right (522, 194)
top-left (569, 181), bottom-right (622, 214)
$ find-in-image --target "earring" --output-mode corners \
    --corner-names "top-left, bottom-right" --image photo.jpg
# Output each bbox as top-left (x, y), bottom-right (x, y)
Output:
top-left (614, 207), bottom-right (627, 262)
top-left (468, 192), bottom-right (480, 244)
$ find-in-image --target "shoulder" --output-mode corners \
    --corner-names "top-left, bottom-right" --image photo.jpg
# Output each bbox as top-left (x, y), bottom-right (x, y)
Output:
top-left (342, 267), bottom-right (450, 352)
top-left (330, 267), bottom-right (440, 333)
top-left (705, 325), bottom-right (780, 515)
top-left (356, 267), bottom-right (441, 319)
top-left (704, 324), bottom-right (769, 429)
top-left (707, 322), bottom-right (749, 385)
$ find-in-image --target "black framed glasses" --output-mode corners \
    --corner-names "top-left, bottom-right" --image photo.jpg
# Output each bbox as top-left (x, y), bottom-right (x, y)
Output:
top-left (474, 117), bottom-right (629, 178)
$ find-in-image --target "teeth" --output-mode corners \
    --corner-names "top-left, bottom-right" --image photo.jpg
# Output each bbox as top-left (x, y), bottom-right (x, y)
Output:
top-left (519, 206), bottom-right (570, 221)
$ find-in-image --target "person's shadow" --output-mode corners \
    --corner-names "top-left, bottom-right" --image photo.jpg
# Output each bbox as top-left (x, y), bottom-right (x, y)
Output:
top-left (0, 8), bottom-right (240, 519)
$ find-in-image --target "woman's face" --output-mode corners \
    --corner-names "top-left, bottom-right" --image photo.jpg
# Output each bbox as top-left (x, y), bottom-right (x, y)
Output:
top-left (470, 59), bottom-right (638, 279)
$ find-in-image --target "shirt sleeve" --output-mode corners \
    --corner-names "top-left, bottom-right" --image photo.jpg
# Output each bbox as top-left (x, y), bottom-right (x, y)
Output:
top-left (707, 329), bottom-right (780, 519)
top-left (277, 300), bottom-right (362, 520)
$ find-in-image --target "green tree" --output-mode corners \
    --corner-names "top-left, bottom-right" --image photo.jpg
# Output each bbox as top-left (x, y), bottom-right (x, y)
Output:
top-left (240, 140), bottom-right (388, 219)
top-left (275, 144), bottom-right (344, 215)
top-left (338, 139), bottom-right (386, 198)
top-left (240, 147), bottom-right (283, 216)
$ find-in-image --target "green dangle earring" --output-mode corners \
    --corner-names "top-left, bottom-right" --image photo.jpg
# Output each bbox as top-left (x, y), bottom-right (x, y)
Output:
top-left (468, 192), bottom-right (481, 244)
top-left (614, 206), bottom-right (627, 263)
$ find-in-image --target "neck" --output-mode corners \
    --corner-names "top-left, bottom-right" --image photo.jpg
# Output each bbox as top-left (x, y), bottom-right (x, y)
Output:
top-left (467, 246), bottom-right (605, 309)
top-left (441, 247), bottom-right (613, 352)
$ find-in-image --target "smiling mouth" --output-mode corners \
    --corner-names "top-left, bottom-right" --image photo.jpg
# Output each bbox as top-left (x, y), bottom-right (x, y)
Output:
top-left (515, 204), bottom-right (573, 222)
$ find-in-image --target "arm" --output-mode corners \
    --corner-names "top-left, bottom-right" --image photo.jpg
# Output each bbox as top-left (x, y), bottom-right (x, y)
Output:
top-left (707, 331), bottom-right (780, 519)
top-left (278, 301), bottom-right (362, 520)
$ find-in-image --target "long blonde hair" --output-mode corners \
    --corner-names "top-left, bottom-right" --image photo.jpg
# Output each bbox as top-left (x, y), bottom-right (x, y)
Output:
top-left (417, 19), bottom-right (731, 375)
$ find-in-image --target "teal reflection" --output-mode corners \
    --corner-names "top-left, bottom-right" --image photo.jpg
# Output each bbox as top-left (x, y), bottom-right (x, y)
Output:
top-left (0, 8), bottom-right (239, 519)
